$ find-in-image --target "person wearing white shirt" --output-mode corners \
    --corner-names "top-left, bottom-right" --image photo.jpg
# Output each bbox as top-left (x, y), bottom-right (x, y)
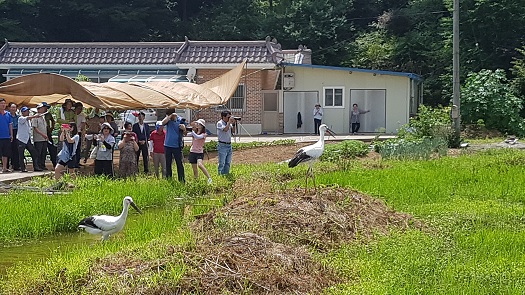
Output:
top-left (17, 107), bottom-right (43, 172)
top-left (313, 103), bottom-right (323, 135)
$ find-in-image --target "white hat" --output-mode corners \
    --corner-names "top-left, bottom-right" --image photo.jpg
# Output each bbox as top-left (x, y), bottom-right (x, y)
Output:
top-left (101, 122), bottom-right (114, 133)
top-left (196, 119), bottom-right (206, 126)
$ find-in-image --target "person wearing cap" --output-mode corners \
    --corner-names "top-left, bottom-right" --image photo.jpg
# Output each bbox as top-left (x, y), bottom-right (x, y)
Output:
top-left (313, 103), bottom-right (323, 135)
top-left (7, 102), bottom-right (20, 171)
top-left (93, 122), bottom-right (116, 177)
top-left (161, 109), bottom-right (186, 182)
top-left (41, 102), bottom-right (57, 167)
top-left (132, 112), bottom-right (150, 174)
top-left (188, 119), bottom-right (212, 184)
top-left (216, 110), bottom-right (236, 175)
top-left (148, 121), bottom-right (166, 178)
top-left (55, 122), bottom-right (80, 180)
top-left (105, 112), bottom-right (119, 138)
top-left (33, 103), bottom-right (50, 171)
top-left (0, 98), bottom-right (13, 173)
top-left (17, 106), bottom-right (43, 172)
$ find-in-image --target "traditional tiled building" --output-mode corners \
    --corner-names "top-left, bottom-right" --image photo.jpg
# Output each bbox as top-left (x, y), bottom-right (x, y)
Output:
top-left (0, 38), bottom-right (421, 135)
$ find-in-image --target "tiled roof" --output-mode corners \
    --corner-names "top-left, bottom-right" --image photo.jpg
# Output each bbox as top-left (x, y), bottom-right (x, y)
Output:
top-left (0, 38), bottom-right (284, 66)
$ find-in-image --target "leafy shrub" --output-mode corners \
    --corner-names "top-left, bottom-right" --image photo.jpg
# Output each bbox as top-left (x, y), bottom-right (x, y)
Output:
top-left (320, 140), bottom-right (369, 170)
top-left (462, 69), bottom-right (525, 136)
top-left (375, 136), bottom-right (447, 160)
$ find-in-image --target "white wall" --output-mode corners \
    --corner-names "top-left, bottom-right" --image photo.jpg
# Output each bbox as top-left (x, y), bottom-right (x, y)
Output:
top-left (284, 66), bottom-right (410, 134)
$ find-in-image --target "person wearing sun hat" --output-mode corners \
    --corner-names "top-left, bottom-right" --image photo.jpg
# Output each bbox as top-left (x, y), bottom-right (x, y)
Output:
top-left (104, 112), bottom-right (119, 137)
top-left (33, 103), bottom-right (50, 171)
top-left (93, 122), bottom-right (116, 177)
top-left (16, 106), bottom-right (44, 172)
top-left (188, 118), bottom-right (212, 184)
top-left (40, 101), bottom-right (57, 167)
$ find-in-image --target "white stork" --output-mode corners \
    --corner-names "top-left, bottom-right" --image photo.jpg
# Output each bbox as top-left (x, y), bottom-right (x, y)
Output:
top-left (78, 196), bottom-right (142, 241)
top-left (288, 124), bottom-right (336, 191)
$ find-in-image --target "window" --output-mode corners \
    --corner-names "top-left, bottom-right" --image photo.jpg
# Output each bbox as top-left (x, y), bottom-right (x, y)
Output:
top-left (323, 87), bottom-right (344, 108)
top-left (217, 84), bottom-right (245, 111)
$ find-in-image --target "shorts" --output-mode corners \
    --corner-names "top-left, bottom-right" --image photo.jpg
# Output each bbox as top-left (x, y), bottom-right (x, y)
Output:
top-left (0, 138), bottom-right (11, 158)
top-left (58, 159), bottom-right (76, 169)
top-left (188, 152), bottom-right (204, 164)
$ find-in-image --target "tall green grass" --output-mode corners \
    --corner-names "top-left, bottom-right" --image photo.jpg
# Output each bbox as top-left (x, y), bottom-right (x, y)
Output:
top-left (320, 148), bottom-right (525, 294)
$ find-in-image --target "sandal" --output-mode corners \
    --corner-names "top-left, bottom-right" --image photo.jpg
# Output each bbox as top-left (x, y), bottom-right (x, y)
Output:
top-left (2, 169), bottom-right (11, 173)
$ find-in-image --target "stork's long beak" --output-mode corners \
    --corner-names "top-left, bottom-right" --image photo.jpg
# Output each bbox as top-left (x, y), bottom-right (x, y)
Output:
top-left (326, 128), bottom-right (336, 139)
top-left (130, 201), bottom-right (143, 214)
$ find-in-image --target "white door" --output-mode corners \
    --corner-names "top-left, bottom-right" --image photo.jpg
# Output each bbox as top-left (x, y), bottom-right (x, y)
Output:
top-left (350, 89), bottom-right (386, 133)
top-left (283, 91), bottom-right (319, 134)
top-left (262, 92), bottom-right (279, 133)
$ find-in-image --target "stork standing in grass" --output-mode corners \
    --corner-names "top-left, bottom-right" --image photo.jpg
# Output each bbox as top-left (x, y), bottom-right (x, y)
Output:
top-left (288, 124), bottom-right (336, 192)
top-left (78, 196), bottom-right (142, 241)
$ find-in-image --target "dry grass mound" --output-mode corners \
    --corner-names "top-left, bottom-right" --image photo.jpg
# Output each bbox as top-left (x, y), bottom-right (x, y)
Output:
top-left (178, 187), bottom-right (419, 294)
top-left (179, 232), bottom-right (338, 294)
top-left (194, 187), bottom-right (418, 251)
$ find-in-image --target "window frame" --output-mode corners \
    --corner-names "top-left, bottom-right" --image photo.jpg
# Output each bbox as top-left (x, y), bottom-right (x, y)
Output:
top-left (323, 86), bottom-right (345, 108)
top-left (216, 84), bottom-right (245, 112)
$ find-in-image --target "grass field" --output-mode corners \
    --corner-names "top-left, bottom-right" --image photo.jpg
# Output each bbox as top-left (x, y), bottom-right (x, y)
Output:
top-left (1, 148), bottom-right (525, 294)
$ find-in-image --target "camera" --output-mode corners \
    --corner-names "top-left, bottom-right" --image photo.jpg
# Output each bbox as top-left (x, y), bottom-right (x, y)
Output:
top-left (233, 116), bottom-right (241, 121)
top-left (61, 123), bottom-right (70, 129)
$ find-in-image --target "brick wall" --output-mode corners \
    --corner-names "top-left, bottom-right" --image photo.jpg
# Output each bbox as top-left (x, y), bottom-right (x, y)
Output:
top-left (191, 68), bottom-right (263, 126)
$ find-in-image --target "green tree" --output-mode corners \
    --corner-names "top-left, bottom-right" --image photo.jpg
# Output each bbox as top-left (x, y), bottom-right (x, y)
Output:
top-left (461, 69), bottom-right (525, 135)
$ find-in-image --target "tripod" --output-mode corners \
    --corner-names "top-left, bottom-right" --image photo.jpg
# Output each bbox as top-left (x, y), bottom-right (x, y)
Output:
top-left (233, 120), bottom-right (252, 142)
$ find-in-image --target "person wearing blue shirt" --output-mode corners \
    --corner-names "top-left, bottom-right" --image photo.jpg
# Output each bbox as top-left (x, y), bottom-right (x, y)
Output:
top-left (0, 99), bottom-right (13, 173)
top-left (161, 110), bottom-right (187, 182)
top-left (7, 102), bottom-right (20, 171)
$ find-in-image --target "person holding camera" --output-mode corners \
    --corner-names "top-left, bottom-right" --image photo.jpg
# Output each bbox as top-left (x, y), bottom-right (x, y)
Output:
top-left (118, 129), bottom-right (139, 178)
top-left (188, 119), bottom-right (212, 184)
top-left (216, 110), bottom-right (236, 175)
top-left (161, 109), bottom-right (187, 182)
top-left (54, 122), bottom-right (80, 180)
top-left (93, 122), bottom-right (116, 177)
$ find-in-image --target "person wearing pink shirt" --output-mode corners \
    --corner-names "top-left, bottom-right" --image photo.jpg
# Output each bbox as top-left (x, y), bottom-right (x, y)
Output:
top-left (188, 119), bottom-right (212, 184)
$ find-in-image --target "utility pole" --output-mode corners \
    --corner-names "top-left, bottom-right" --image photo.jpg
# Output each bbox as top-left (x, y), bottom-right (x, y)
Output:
top-left (452, 0), bottom-right (461, 143)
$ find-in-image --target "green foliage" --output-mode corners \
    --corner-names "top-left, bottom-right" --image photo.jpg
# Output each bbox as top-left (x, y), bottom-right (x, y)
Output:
top-left (74, 74), bottom-right (91, 82)
top-left (461, 69), bottom-right (525, 136)
top-left (399, 104), bottom-right (451, 139)
top-left (320, 140), bottom-right (369, 170)
top-left (375, 105), bottom-right (451, 157)
top-left (375, 136), bottom-right (448, 160)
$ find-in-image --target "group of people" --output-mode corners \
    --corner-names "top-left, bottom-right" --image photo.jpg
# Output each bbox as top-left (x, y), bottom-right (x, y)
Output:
top-left (312, 103), bottom-right (370, 134)
top-left (0, 98), bottom-right (239, 183)
top-left (0, 99), bottom-right (56, 173)
top-left (81, 108), bottom-right (237, 184)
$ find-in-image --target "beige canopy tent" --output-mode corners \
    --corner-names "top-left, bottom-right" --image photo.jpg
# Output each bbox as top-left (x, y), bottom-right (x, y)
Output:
top-left (0, 60), bottom-right (247, 110)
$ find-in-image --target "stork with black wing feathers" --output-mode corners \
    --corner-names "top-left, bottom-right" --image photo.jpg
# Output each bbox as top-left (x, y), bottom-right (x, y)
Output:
top-left (288, 124), bottom-right (336, 192)
top-left (78, 196), bottom-right (142, 241)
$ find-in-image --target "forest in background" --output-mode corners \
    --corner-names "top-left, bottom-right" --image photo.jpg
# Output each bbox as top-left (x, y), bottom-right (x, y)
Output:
top-left (1, 0), bottom-right (525, 133)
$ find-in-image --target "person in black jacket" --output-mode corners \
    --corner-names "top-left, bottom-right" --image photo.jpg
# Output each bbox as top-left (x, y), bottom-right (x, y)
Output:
top-left (132, 112), bottom-right (150, 173)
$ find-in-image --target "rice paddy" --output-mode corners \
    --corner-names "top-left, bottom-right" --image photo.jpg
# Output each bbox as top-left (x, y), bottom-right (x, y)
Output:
top-left (1, 147), bottom-right (525, 294)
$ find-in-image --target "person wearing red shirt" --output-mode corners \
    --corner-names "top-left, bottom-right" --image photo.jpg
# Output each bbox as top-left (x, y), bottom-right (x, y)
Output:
top-left (148, 121), bottom-right (166, 178)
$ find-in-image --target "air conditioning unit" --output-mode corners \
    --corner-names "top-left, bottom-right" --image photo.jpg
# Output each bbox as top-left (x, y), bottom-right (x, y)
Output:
top-left (283, 73), bottom-right (295, 89)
